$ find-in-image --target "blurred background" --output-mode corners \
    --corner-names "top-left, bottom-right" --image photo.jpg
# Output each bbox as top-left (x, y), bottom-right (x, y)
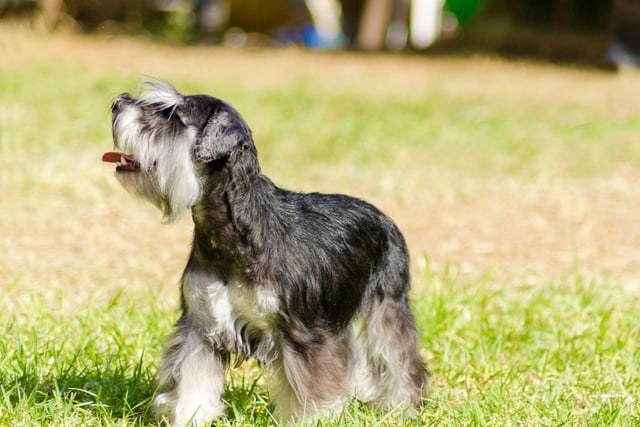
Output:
top-left (2, 0), bottom-right (640, 68)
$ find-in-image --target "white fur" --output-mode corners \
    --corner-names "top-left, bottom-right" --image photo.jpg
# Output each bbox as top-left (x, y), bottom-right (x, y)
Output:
top-left (154, 329), bottom-right (226, 426)
top-left (344, 320), bottom-right (380, 403)
top-left (181, 268), bottom-right (279, 360)
top-left (155, 269), bottom-right (282, 426)
top-left (364, 299), bottom-right (422, 414)
top-left (112, 103), bottom-right (202, 221)
top-left (137, 80), bottom-right (185, 110)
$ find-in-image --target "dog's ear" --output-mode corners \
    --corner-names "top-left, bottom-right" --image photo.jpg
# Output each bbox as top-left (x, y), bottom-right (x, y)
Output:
top-left (194, 105), bottom-right (252, 163)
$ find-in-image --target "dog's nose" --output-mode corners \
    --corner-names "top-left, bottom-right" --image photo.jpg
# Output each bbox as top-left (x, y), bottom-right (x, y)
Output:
top-left (111, 93), bottom-right (133, 114)
top-left (111, 100), bottom-right (120, 114)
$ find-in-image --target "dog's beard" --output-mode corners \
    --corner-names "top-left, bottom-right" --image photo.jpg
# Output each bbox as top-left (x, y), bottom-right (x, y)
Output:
top-left (111, 104), bottom-right (202, 222)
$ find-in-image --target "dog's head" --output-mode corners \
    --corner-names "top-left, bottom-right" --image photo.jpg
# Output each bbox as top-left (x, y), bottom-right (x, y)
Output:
top-left (106, 81), bottom-right (257, 221)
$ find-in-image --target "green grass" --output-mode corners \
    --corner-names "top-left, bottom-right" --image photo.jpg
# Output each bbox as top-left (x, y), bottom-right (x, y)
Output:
top-left (418, 264), bottom-right (640, 425)
top-left (2, 28), bottom-right (640, 425)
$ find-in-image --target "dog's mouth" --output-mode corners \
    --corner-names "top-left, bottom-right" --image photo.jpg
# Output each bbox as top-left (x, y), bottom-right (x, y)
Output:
top-left (102, 152), bottom-right (140, 172)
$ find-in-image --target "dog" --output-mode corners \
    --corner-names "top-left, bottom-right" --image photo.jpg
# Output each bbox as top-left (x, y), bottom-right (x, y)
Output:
top-left (104, 81), bottom-right (428, 426)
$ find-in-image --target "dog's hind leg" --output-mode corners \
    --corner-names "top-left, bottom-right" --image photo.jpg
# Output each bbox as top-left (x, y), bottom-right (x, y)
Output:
top-left (269, 327), bottom-right (350, 424)
top-left (364, 296), bottom-right (428, 414)
top-left (153, 318), bottom-right (227, 426)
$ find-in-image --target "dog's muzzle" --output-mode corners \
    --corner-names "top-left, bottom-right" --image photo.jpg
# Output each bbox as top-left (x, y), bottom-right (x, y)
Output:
top-left (103, 94), bottom-right (141, 172)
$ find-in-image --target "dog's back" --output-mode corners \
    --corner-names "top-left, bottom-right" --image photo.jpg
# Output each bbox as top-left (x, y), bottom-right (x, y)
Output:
top-left (252, 188), bottom-right (410, 327)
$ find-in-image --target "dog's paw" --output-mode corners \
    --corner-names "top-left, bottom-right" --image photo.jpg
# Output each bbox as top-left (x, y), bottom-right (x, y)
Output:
top-left (175, 401), bottom-right (225, 427)
top-left (153, 392), bottom-right (176, 423)
top-left (154, 391), bottom-right (226, 426)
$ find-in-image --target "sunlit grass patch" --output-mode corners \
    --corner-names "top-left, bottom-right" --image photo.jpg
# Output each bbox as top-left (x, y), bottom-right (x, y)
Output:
top-left (416, 264), bottom-right (640, 425)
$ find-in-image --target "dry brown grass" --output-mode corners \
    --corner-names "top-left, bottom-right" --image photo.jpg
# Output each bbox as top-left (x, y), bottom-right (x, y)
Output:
top-left (2, 24), bottom-right (639, 306)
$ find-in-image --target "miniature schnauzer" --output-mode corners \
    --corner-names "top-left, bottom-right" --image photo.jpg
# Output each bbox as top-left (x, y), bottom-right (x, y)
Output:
top-left (104, 81), bottom-right (428, 426)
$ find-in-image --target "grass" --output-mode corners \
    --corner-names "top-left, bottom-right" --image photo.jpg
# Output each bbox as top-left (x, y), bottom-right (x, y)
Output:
top-left (419, 266), bottom-right (640, 425)
top-left (2, 25), bottom-right (640, 425)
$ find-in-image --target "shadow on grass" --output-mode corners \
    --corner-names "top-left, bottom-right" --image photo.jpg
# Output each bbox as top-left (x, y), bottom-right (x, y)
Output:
top-left (3, 352), bottom-right (158, 425)
top-left (220, 373), bottom-right (275, 426)
top-left (3, 354), bottom-right (275, 425)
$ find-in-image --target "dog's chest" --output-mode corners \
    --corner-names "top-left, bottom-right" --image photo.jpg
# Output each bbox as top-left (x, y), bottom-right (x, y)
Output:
top-left (182, 268), bottom-right (279, 359)
top-left (227, 280), bottom-right (280, 329)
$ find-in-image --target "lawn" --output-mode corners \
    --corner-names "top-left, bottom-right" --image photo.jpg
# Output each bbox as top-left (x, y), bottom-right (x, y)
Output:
top-left (1, 24), bottom-right (639, 425)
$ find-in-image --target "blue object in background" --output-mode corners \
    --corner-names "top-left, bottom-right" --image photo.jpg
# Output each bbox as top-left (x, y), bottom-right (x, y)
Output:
top-left (301, 24), bottom-right (344, 49)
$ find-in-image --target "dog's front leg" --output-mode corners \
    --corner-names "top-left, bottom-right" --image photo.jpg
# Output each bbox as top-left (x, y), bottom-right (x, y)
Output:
top-left (153, 317), bottom-right (227, 426)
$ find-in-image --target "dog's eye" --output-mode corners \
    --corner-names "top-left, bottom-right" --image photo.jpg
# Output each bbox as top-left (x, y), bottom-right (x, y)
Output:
top-left (158, 106), bottom-right (186, 126)
top-left (159, 107), bottom-right (175, 119)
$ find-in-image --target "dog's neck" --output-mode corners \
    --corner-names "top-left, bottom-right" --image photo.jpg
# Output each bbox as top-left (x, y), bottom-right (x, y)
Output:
top-left (191, 155), bottom-right (274, 273)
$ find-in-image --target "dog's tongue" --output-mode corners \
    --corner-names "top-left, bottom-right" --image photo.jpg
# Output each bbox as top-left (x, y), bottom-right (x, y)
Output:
top-left (102, 152), bottom-right (139, 171)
